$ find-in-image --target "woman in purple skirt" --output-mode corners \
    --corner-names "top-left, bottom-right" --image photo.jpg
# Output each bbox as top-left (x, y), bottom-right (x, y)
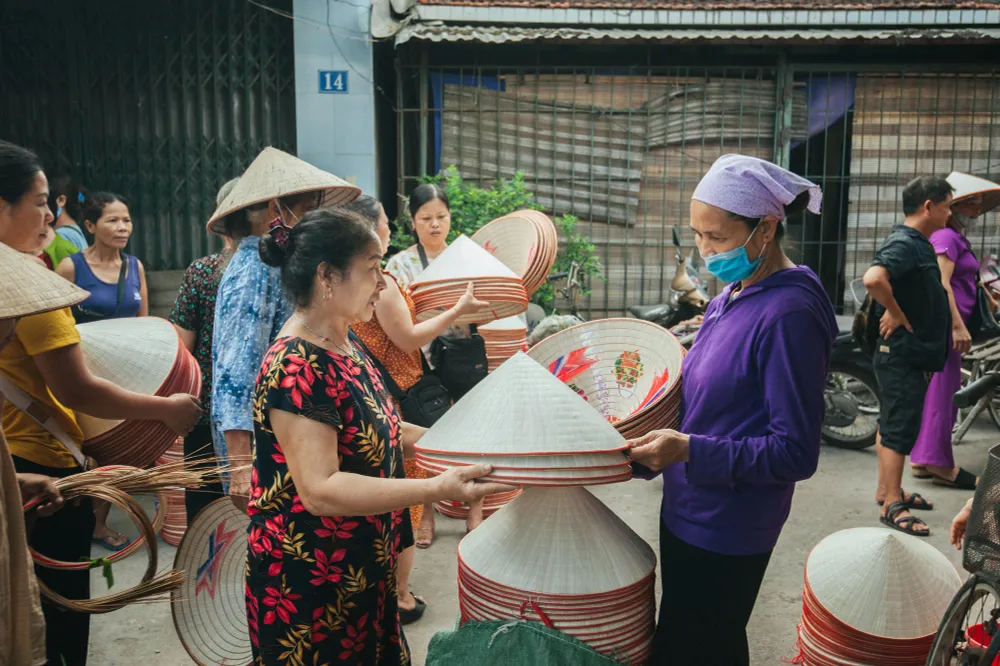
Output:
top-left (910, 172), bottom-right (1000, 489)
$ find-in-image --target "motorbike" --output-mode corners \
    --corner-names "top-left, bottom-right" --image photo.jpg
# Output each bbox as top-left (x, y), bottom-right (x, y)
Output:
top-left (627, 227), bottom-right (711, 329)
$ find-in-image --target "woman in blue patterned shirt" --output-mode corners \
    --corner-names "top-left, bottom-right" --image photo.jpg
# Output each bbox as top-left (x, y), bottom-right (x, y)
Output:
top-left (207, 148), bottom-right (359, 506)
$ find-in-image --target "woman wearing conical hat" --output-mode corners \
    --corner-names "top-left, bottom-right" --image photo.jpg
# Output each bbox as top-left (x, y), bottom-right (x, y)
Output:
top-left (0, 244), bottom-right (85, 666)
top-left (0, 140), bottom-right (202, 666)
top-left (207, 147), bottom-right (361, 507)
top-left (909, 172), bottom-right (1000, 490)
top-left (627, 155), bottom-right (838, 665)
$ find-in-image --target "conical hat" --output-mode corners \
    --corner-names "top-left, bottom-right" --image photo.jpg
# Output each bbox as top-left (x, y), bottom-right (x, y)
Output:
top-left (75, 317), bottom-right (183, 436)
top-left (207, 147), bottom-right (360, 232)
top-left (946, 171), bottom-right (1000, 217)
top-left (0, 242), bottom-right (89, 319)
top-left (805, 527), bottom-right (961, 639)
top-left (411, 235), bottom-right (519, 285)
top-left (459, 486), bottom-right (656, 595)
top-left (414, 352), bottom-right (627, 456)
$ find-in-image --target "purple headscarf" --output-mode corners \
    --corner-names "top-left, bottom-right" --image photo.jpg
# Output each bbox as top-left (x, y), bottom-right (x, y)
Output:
top-left (691, 155), bottom-right (822, 220)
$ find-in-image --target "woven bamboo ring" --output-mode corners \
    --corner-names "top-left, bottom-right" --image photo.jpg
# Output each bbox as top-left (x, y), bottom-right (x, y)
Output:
top-left (23, 465), bottom-right (167, 570)
top-left (23, 485), bottom-right (169, 614)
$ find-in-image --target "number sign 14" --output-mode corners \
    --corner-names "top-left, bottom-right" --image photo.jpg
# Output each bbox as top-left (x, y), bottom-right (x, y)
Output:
top-left (319, 71), bottom-right (349, 94)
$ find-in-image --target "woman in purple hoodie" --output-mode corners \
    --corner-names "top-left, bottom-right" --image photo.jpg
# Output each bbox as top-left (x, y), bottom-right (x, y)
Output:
top-left (628, 155), bottom-right (838, 665)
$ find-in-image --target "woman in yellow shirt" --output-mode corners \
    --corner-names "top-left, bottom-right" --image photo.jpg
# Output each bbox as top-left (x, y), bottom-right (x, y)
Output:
top-left (0, 140), bottom-right (202, 666)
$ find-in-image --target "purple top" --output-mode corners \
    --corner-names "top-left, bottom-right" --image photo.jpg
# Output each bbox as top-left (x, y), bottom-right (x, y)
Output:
top-left (930, 226), bottom-right (978, 323)
top-left (660, 266), bottom-right (837, 556)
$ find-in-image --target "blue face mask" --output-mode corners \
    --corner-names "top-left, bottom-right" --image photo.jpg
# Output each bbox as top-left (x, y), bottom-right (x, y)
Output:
top-left (702, 226), bottom-right (765, 283)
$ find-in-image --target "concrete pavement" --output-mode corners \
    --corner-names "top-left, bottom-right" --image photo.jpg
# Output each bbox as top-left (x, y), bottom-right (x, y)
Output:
top-left (86, 424), bottom-right (996, 664)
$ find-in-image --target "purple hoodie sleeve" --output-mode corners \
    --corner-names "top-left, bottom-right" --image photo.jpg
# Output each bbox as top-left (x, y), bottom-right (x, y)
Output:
top-left (685, 309), bottom-right (831, 485)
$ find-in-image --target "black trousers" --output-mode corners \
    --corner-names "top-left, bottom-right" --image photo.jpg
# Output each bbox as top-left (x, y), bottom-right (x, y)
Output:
top-left (14, 456), bottom-right (96, 666)
top-left (182, 422), bottom-right (224, 524)
top-left (653, 523), bottom-right (773, 666)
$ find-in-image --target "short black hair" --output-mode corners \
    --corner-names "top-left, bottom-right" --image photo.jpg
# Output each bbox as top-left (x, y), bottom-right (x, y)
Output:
top-left (259, 208), bottom-right (379, 307)
top-left (902, 176), bottom-right (953, 216)
top-left (0, 140), bottom-right (44, 205)
top-left (408, 183), bottom-right (449, 218)
top-left (82, 192), bottom-right (130, 226)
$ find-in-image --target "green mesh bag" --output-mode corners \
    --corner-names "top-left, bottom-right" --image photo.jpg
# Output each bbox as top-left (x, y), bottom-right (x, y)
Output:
top-left (425, 619), bottom-right (632, 666)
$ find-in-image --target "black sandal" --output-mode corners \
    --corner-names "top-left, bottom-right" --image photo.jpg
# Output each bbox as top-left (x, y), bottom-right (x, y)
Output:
top-left (932, 468), bottom-right (979, 491)
top-left (876, 489), bottom-right (933, 511)
top-left (880, 501), bottom-right (930, 537)
top-left (399, 593), bottom-right (427, 625)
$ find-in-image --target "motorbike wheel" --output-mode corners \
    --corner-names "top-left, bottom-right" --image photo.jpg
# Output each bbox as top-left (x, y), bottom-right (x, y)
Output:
top-left (822, 360), bottom-right (881, 450)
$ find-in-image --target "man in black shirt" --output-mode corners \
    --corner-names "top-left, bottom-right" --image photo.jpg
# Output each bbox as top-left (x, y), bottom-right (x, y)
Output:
top-left (864, 176), bottom-right (953, 537)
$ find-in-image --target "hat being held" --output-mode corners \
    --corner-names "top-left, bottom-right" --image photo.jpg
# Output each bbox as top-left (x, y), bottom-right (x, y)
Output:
top-left (692, 154), bottom-right (822, 221)
top-left (0, 241), bottom-right (89, 320)
top-left (206, 147), bottom-right (360, 234)
top-left (946, 172), bottom-right (1000, 218)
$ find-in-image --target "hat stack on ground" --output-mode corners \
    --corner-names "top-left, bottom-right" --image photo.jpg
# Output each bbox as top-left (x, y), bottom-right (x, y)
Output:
top-left (77, 317), bottom-right (201, 468)
top-left (172, 498), bottom-right (251, 665)
top-left (458, 486), bottom-right (656, 664)
top-left (471, 210), bottom-right (558, 297)
top-left (434, 488), bottom-right (523, 521)
top-left (527, 318), bottom-right (685, 439)
top-left (795, 527), bottom-right (962, 665)
top-left (409, 235), bottom-right (529, 325)
top-left (156, 438), bottom-right (187, 547)
top-left (480, 314), bottom-right (529, 372)
top-left (415, 353), bottom-right (630, 485)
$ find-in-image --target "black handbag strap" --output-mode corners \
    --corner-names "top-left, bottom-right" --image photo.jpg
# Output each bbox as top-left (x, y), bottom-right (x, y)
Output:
top-left (349, 330), bottom-right (406, 402)
top-left (416, 243), bottom-right (430, 269)
top-left (113, 253), bottom-right (129, 316)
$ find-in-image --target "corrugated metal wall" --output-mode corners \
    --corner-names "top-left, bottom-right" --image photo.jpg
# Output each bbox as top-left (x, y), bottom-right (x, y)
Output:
top-left (0, 0), bottom-right (297, 271)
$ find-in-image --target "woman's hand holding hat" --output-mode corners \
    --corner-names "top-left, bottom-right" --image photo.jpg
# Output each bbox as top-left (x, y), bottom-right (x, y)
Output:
top-left (433, 464), bottom-right (517, 503)
top-left (627, 429), bottom-right (690, 473)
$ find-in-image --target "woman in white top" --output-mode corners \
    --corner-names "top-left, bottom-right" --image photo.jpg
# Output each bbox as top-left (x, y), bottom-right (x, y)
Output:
top-left (384, 184), bottom-right (485, 537)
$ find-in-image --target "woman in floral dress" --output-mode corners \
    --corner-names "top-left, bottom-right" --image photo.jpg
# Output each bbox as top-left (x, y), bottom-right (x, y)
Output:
top-left (248, 207), bottom-right (511, 665)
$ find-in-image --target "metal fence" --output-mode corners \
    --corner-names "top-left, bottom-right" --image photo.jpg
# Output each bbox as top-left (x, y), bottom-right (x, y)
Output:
top-left (0, 0), bottom-right (296, 271)
top-left (396, 60), bottom-right (1000, 318)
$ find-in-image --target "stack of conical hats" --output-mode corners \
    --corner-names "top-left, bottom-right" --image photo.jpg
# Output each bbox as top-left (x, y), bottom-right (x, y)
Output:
top-left (415, 353), bottom-right (630, 486)
top-left (77, 317), bottom-right (201, 468)
top-left (527, 318), bottom-right (685, 439)
top-left (434, 488), bottom-right (523, 521)
top-left (471, 210), bottom-right (558, 297)
top-left (480, 314), bottom-right (528, 372)
top-left (409, 235), bottom-right (529, 325)
top-left (795, 527), bottom-right (961, 665)
top-left (458, 486), bottom-right (656, 664)
top-left (156, 437), bottom-right (187, 547)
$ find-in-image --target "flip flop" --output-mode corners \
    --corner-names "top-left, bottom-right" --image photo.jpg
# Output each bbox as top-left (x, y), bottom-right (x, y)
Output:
top-left (932, 468), bottom-right (979, 491)
top-left (93, 532), bottom-right (132, 552)
top-left (399, 594), bottom-right (427, 625)
top-left (879, 501), bottom-right (930, 537)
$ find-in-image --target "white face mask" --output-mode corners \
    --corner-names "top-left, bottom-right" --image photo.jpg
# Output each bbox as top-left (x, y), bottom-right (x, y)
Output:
top-left (953, 212), bottom-right (978, 231)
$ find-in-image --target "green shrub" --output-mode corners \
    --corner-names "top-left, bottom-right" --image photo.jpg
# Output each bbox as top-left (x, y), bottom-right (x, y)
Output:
top-left (392, 166), bottom-right (604, 311)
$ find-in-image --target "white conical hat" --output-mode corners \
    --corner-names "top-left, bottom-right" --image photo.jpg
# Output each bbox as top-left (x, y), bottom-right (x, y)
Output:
top-left (75, 317), bottom-right (182, 436)
top-left (805, 527), bottom-right (961, 639)
top-left (0, 242), bottom-right (89, 319)
top-left (480, 314), bottom-right (528, 332)
top-left (414, 352), bottom-right (627, 456)
top-left (207, 147), bottom-right (360, 232)
top-left (946, 171), bottom-right (1000, 217)
top-left (411, 234), bottom-right (519, 285)
top-left (459, 486), bottom-right (656, 595)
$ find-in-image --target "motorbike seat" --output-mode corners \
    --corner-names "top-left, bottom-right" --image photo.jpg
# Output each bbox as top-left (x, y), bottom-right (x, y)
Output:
top-left (629, 304), bottom-right (671, 321)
